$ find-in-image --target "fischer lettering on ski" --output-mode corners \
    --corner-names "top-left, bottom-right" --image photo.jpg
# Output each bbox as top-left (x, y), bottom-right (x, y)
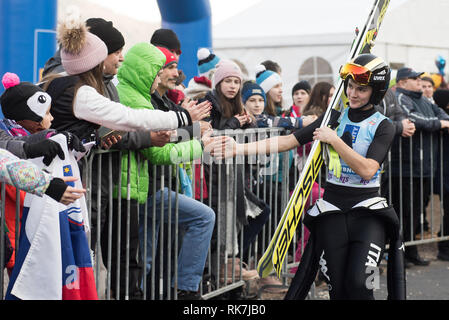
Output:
top-left (273, 143), bottom-right (323, 272)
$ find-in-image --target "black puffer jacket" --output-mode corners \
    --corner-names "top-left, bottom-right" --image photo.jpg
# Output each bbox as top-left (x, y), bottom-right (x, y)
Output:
top-left (390, 87), bottom-right (449, 177)
top-left (201, 90), bottom-right (255, 130)
top-left (200, 89), bottom-right (261, 226)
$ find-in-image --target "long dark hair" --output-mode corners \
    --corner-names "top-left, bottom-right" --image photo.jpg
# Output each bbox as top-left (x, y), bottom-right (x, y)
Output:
top-left (215, 80), bottom-right (244, 119)
top-left (265, 93), bottom-right (279, 116)
top-left (302, 81), bottom-right (334, 116)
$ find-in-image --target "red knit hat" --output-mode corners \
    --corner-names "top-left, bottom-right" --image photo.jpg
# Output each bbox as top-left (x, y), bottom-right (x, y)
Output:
top-left (157, 46), bottom-right (178, 67)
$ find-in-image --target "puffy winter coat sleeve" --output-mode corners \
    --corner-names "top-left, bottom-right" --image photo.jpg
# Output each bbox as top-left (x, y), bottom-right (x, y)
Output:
top-left (139, 139), bottom-right (203, 165)
top-left (111, 131), bottom-right (152, 150)
top-left (0, 148), bottom-right (52, 196)
top-left (0, 130), bottom-right (27, 159)
top-left (377, 90), bottom-right (406, 136)
top-left (0, 129), bottom-right (54, 159)
top-left (396, 92), bottom-right (441, 131)
top-left (73, 86), bottom-right (191, 132)
top-left (431, 103), bottom-right (449, 121)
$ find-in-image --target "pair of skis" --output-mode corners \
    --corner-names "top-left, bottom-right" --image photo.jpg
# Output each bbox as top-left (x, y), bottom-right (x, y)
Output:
top-left (257, 0), bottom-right (391, 278)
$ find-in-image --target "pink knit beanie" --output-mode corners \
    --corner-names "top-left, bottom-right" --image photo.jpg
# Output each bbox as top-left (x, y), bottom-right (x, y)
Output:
top-left (212, 59), bottom-right (243, 88)
top-left (58, 7), bottom-right (108, 75)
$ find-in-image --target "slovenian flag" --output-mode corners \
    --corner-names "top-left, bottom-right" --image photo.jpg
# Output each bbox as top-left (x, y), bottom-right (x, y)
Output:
top-left (5, 134), bottom-right (97, 300)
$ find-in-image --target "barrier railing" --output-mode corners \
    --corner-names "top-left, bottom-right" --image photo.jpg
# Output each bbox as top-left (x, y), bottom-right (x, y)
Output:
top-left (1, 128), bottom-right (449, 300)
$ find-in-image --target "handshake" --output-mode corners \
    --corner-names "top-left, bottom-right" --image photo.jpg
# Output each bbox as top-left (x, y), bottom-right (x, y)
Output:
top-left (201, 130), bottom-right (236, 161)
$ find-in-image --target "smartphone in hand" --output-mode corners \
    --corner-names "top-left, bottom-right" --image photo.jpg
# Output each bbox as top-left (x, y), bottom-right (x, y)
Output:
top-left (100, 130), bottom-right (126, 144)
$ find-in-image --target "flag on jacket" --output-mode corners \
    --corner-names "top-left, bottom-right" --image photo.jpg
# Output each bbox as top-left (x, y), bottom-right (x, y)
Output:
top-left (5, 134), bottom-right (97, 300)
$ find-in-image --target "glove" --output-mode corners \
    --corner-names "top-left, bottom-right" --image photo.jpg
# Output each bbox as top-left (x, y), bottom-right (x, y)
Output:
top-left (327, 145), bottom-right (341, 179)
top-left (23, 139), bottom-right (65, 166)
top-left (45, 177), bottom-right (68, 202)
top-left (57, 131), bottom-right (86, 152)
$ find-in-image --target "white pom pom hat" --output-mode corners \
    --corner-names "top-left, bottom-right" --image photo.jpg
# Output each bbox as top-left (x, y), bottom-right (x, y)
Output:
top-left (255, 64), bottom-right (282, 94)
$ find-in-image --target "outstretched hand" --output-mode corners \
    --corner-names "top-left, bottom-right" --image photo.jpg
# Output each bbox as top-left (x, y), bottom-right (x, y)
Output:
top-left (59, 176), bottom-right (86, 205)
top-left (183, 99), bottom-right (212, 122)
top-left (202, 132), bottom-right (236, 160)
top-left (234, 114), bottom-right (249, 127)
top-left (150, 130), bottom-right (172, 147)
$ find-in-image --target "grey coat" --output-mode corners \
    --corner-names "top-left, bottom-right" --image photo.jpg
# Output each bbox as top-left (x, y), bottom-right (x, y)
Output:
top-left (0, 129), bottom-right (53, 159)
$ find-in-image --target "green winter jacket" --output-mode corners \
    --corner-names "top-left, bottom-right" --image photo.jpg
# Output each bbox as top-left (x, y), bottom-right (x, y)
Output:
top-left (116, 42), bottom-right (203, 203)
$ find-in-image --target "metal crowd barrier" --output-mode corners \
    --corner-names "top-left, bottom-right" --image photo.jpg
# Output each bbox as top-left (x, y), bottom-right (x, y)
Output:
top-left (1, 128), bottom-right (449, 300)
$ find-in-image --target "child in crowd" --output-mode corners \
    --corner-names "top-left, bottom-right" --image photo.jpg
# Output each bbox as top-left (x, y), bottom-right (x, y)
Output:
top-left (0, 72), bottom-right (86, 273)
top-left (202, 59), bottom-right (254, 130)
top-left (242, 80), bottom-right (316, 218)
top-left (241, 80), bottom-right (316, 293)
top-left (200, 60), bottom-right (262, 285)
top-left (287, 81), bottom-right (334, 277)
top-left (243, 81), bottom-right (317, 130)
top-left (255, 65), bottom-right (284, 116)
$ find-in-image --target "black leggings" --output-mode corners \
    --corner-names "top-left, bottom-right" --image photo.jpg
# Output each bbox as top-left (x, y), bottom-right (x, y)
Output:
top-left (314, 209), bottom-right (386, 300)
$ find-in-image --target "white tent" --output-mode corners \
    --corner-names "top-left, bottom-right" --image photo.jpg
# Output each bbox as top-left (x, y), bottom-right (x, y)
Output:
top-left (212, 0), bottom-right (449, 106)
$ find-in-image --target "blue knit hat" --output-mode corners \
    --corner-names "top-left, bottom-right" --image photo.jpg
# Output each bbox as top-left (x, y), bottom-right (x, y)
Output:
top-left (197, 48), bottom-right (220, 78)
top-left (242, 81), bottom-right (266, 105)
top-left (255, 64), bottom-right (282, 93)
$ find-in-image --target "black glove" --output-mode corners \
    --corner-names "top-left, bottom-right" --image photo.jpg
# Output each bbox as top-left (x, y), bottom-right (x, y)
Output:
top-left (23, 139), bottom-right (65, 166)
top-left (45, 177), bottom-right (68, 202)
top-left (57, 131), bottom-right (86, 152)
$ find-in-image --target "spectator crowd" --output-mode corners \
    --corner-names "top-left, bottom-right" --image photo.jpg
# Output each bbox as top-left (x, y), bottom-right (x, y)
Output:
top-left (1, 8), bottom-right (449, 300)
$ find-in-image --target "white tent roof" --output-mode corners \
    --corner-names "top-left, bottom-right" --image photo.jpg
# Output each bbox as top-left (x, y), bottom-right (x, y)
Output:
top-left (212, 0), bottom-right (449, 74)
top-left (213, 0), bottom-right (409, 40)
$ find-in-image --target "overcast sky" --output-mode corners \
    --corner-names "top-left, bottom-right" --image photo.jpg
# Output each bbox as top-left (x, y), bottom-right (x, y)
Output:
top-left (88, 0), bottom-right (262, 25)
